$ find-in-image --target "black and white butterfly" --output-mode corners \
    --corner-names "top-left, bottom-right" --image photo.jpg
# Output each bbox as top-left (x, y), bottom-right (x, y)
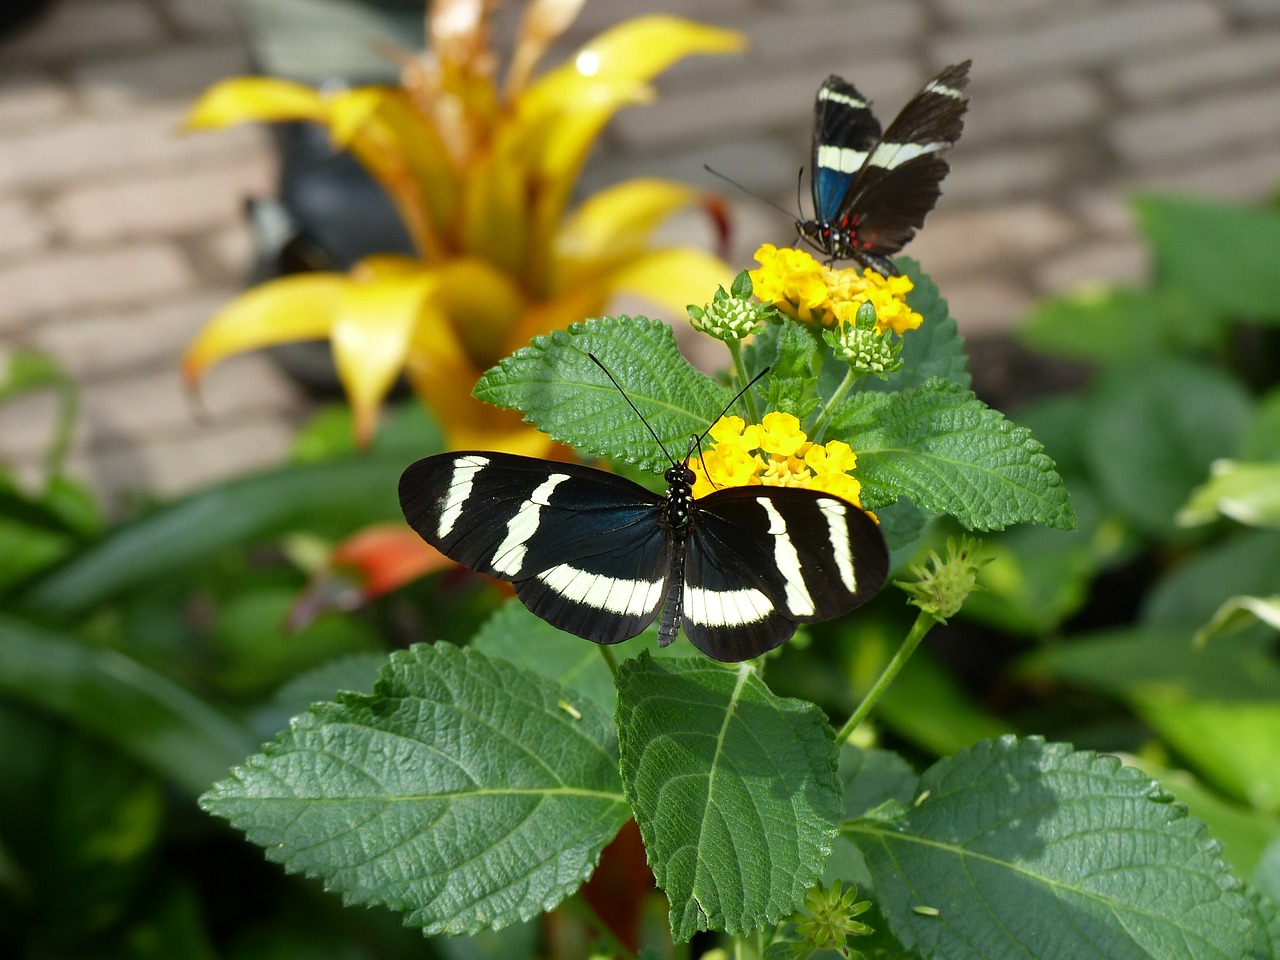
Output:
top-left (399, 375), bottom-right (888, 662)
top-left (798, 61), bottom-right (971, 275)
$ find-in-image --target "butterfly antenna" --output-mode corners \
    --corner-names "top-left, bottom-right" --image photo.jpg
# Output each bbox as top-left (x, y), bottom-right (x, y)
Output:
top-left (703, 164), bottom-right (795, 220)
top-left (588, 353), bottom-right (678, 467)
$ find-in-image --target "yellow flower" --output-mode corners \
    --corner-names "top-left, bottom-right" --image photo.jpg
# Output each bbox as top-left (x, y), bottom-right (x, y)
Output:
top-left (182, 0), bottom-right (744, 450)
top-left (689, 412), bottom-right (866, 511)
top-left (749, 244), bottom-right (923, 336)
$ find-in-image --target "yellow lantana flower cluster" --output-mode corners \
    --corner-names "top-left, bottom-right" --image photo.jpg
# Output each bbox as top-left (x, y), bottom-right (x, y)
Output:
top-left (689, 412), bottom-right (866, 509)
top-left (749, 243), bottom-right (922, 335)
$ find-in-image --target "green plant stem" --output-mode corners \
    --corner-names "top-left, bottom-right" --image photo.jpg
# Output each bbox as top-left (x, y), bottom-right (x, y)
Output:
top-left (564, 894), bottom-right (638, 960)
top-left (835, 610), bottom-right (936, 747)
top-left (809, 364), bottom-right (862, 443)
top-left (597, 643), bottom-right (619, 677)
top-left (727, 339), bottom-right (761, 424)
top-left (43, 380), bottom-right (78, 482)
top-left (731, 930), bottom-right (764, 960)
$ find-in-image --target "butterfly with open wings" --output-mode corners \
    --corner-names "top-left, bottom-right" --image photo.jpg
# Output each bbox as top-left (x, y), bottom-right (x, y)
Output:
top-left (399, 367), bottom-right (889, 663)
top-left (798, 61), bottom-right (971, 275)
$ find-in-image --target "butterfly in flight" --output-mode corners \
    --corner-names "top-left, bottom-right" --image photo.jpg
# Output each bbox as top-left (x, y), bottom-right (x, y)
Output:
top-left (399, 364), bottom-right (889, 663)
top-left (797, 60), bottom-right (971, 276)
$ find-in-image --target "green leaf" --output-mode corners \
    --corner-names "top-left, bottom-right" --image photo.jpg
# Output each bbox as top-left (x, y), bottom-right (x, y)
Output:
top-left (1083, 357), bottom-right (1251, 537)
top-left (752, 321), bottom-right (823, 421)
top-left (848, 736), bottom-right (1255, 960)
top-left (0, 615), bottom-right (259, 795)
top-left (1020, 284), bottom-right (1224, 361)
top-left (473, 316), bottom-right (731, 473)
top-left (16, 457), bottom-right (405, 620)
top-left (201, 643), bottom-right (629, 936)
top-left (832, 379), bottom-right (1074, 530)
top-left (470, 600), bottom-right (617, 715)
top-left (1195, 595), bottom-right (1280, 646)
top-left (838, 745), bottom-right (917, 820)
top-left (1129, 758), bottom-right (1280, 883)
top-left (1179, 461), bottom-right (1280, 529)
top-left (615, 654), bottom-right (841, 941)
top-left (1137, 195), bottom-right (1280, 321)
top-left (1142, 529), bottom-right (1280, 629)
top-left (1245, 886), bottom-right (1280, 960)
top-left (865, 258), bottom-right (970, 392)
top-left (1242, 387), bottom-right (1280, 460)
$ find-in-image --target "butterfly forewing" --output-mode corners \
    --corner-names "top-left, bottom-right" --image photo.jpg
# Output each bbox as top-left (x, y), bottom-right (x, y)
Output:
top-left (399, 452), bottom-right (673, 643)
top-left (810, 75), bottom-right (880, 224)
top-left (681, 487), bottom-right (889, 662)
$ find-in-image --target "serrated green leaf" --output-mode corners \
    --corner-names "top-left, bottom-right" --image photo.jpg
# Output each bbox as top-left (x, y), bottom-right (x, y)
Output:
top-left (473, 317), bottom-right (731, 473)
top-left (848, 735), bottom-right (1255, 960)
top-left (201, 644), bottom-right (629, 936)
top-left (470, 601), bottom-right (617, 715)
top-left (863, 258), bottom-right (969, 393)
top-left (615, 654), bottom-right (841, 941)
top-left (754, 321), bottom-right (823, 420)
top-left (1084, 358), bottom-right (1251, 537)
top-left (839, 745), bottom-right (918, 820)
top-left (1244, 886), bottom-right (1280, 960)
top-left (1137, 195), bottom-right (1280, 321)
top-left (832, 379), bottom-right (1074, 530)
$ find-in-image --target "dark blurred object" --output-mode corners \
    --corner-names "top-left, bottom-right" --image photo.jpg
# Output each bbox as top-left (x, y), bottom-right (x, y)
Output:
top-left (0, 0), bottom-right (53, 38)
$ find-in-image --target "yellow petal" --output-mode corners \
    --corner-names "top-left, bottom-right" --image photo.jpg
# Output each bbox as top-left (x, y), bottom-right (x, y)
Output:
top-left (426, 258), bottom-right (526, 369)
top-left (182, 274), bottom-right (345, 382)
top-left (545, 15), bottom-right (745, 88)
top-left (184, 77), bottom-right (326, 130)
top-left (331, 268), bottom-right (436, 446)
top-left (553, 178), bottom-right (703, 288)
top-left (325, 88), bottom-right (457, 260)
top-left (602, 247), bottom-right (735, 321)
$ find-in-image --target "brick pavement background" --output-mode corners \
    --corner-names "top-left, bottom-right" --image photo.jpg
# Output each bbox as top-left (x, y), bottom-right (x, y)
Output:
top-left (1, 0), bottom-right (1279, 513)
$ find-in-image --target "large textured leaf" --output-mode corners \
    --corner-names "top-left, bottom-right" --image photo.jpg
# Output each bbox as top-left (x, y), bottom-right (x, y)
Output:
top-left (832, 379), bottom-right (1074, 530)
top-left (863, 257), bottom-right (970, 392)
top-left (201, 644), bottom-right (629, 936)
top-left (473, 316), bottom-right (731, 473)
top-left (615, 654), bottom-right (841, 941)
top-left (848, 736), bottom-right (1255, 960)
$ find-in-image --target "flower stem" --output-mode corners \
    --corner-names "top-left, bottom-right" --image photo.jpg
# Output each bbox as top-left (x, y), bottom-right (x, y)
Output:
top-left (727, 339), bottom-right (761, 424)
top-left (597, 643), bottom-right (619, 677)
top-left (809, 364), bottom-right (862, 443)
top-left (563, 894), bottom-right (638, 960)
top-left (835, 610), bottom-right (936, 747)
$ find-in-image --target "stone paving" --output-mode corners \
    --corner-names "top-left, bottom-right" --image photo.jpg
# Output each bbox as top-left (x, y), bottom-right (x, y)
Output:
top-left (1, 0), bottom-right (1279, 511)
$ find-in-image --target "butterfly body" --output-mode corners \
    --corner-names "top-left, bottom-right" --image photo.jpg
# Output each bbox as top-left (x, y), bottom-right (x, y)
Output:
top-left (400, 451), bottom-right (888, 662)
top-left (798, 61), bottom-right (971, 274)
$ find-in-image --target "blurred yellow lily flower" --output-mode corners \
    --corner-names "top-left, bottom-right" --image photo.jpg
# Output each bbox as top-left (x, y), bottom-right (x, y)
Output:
top-left (182, 0), bottom-right (744, 450)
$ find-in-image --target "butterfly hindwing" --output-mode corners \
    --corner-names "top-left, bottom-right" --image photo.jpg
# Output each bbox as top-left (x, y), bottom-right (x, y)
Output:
top-left (682, 486), bottom-right (889, 662)
top-left (399, 452), bottom-right (673, 643)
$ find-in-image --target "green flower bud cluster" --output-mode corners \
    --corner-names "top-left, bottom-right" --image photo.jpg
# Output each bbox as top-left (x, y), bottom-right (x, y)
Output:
top-left (687, 270), bottom-right (777, 342)
top-left (896, 536), bottom-right (989, 623)
top-left (822, 300), bottom-right (904, 379)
